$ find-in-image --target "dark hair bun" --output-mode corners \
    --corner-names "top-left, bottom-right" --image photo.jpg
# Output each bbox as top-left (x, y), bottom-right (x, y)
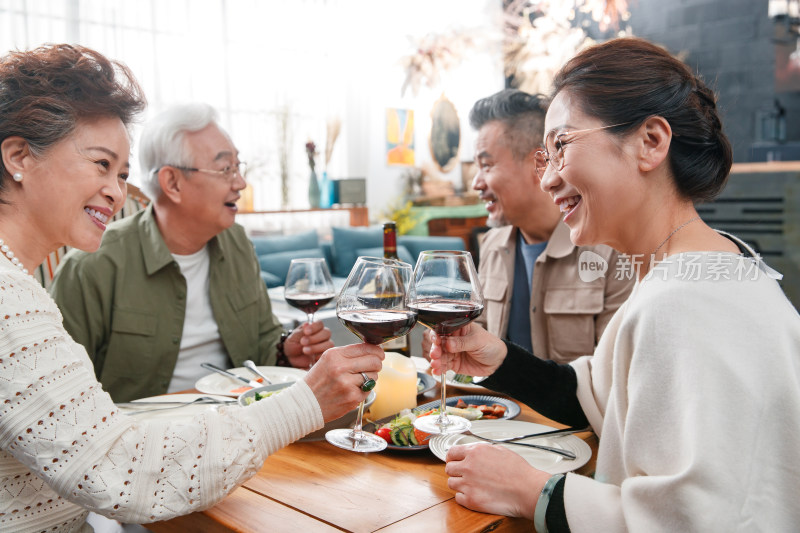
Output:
top-left (552, 37), bottom-right (732, 202)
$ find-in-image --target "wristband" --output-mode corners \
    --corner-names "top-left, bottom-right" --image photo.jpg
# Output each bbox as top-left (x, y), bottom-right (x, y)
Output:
top-left (534, 473), bottom-right (564, 533)
top-left (275, 330), bottom-right (291, 367)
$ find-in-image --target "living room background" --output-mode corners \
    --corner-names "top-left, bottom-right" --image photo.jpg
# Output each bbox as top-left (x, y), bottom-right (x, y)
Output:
top-left (0, 0), bottom-right (504, 217)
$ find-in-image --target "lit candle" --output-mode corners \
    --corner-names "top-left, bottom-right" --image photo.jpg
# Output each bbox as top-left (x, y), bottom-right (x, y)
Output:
top-left (369, 351), bottom-right (417, 420)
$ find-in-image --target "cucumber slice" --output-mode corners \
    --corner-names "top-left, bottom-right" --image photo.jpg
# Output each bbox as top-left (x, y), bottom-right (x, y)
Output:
top-left (391, 425), bottom-right (412, 446)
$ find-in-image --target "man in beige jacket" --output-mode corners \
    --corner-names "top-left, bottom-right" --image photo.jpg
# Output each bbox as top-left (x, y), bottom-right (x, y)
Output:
top-left (468, 89), bottom-right (633, 363)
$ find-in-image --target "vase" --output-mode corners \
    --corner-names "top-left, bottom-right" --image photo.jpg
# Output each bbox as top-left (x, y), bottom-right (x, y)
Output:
top-left (308, 169), bottom-right (321, 208)
top-left (319, 171), bottom-right (333, 209)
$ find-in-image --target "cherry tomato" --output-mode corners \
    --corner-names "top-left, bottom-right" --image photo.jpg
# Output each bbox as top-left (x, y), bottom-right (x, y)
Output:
top-left (375, 427), bottom-right (392, 443)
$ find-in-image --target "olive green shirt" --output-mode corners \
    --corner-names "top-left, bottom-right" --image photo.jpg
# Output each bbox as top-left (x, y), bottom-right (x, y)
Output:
top-left (50, 204), bottom-right (283, 402)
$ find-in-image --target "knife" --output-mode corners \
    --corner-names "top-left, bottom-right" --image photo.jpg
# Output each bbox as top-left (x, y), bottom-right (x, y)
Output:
top-left (201, 362), bottom-right (262, 389)
top-left (490, 426), bottom-right (591, 443)
top-left (115, 397), bottom-right (236, 407)
top-left (465, 430), bottom-right (577, 460)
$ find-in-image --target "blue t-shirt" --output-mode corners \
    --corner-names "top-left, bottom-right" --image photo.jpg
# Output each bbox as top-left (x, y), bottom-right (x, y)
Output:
top-left (507, 233), bottom-right (547, 353)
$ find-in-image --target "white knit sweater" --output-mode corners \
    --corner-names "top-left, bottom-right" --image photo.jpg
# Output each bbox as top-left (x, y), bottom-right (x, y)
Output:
top-left (0, 258), bottom-right (324, 532)
top-left (567, 252), bottom-right (800, 532)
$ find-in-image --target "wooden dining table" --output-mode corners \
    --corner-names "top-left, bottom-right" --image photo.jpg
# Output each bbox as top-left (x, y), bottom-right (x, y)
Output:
top-left (147, 383), bottom-right (597, 533)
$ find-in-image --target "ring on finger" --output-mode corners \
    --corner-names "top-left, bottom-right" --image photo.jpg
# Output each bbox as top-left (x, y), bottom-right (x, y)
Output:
top-left (360, 372), bottom-right (376, 392)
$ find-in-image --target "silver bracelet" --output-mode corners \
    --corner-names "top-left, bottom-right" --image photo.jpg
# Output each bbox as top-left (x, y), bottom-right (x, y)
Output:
top-left (534, 473), bottom-right (565, 533)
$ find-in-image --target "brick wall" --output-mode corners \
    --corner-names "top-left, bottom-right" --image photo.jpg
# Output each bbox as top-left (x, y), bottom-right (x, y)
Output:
top-left (627, 0), bottom-right (779, 163)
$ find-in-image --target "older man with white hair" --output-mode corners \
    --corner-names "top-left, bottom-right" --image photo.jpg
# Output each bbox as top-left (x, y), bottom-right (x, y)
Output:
top-left (51, 103), bottom-right (332, 402)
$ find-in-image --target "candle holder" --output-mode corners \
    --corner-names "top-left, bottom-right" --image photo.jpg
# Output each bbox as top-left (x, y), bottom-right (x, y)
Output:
top-left (369, 352), bottom-right (417, 420)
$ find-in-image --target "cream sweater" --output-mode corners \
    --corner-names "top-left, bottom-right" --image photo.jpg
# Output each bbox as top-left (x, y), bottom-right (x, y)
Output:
top-left (567, 252), bottom-right (800, 532)
top-left (0, 259), bottom-right (324, 532)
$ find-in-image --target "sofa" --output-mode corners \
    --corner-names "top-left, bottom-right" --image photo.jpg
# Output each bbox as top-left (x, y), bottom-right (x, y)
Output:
top-left (251, 226), bottom-right (466, 288)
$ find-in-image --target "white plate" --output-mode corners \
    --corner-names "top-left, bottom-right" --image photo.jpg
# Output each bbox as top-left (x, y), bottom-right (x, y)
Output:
top-left (195, 366), bottom-right (308, 396)
top-left (431, 370), bottom-right (491, 393)
top-left (429, 420), bottom-right (591, 475)
top-left (117, 394), bottom-right (233, 420)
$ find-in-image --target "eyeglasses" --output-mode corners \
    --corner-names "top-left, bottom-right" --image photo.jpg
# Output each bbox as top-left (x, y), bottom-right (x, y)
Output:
top-left (534, 122), bottom-right (631, 179)
top-left (169, 161), bottom-right (247, 182)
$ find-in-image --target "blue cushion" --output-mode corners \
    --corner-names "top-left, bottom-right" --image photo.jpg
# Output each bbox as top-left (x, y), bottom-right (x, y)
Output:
top-left (320, 241), bottom-right (335, 270)
top-left (258, 248), bottom-right (324, 284)
top-left (355, 245), bottom-right (415, 267)
top-left (399, 235), bottom-right (465, 262)
top-left (330, 226), bottom-right (383, 276)
top-left (251, 229), bottom-right (319, 256)
top-left (260, 270), bottom-right (283, 289)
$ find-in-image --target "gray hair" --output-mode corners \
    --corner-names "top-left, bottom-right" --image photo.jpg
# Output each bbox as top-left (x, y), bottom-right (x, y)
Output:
top-left (469, 89), bottom-right (547, 161)
top-left (138, 102), bottom-right (219, 200)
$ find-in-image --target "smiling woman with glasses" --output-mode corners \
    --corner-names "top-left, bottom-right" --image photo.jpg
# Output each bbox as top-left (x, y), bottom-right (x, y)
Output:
top-left (534, 122), bottom-right (630, 179)
top-left (427, 37), bottom-right (800, 533)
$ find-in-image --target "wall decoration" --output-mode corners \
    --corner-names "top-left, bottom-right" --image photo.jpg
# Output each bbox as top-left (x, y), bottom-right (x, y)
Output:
top-left (386, 108), bottom-right (415, 166)
top-left (429, 95), bottom-right (460, 173)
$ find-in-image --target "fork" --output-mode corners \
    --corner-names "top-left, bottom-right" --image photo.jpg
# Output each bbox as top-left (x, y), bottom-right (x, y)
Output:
top-left (463, 429), bottom-right (577, 460)
top-left (117, 396), bottom-right (234, 415)
top-left (243, 360), bottom-right (273, 385)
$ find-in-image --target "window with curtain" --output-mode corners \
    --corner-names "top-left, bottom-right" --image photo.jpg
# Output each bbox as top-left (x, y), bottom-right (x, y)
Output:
top-left (0, 0), bottom-right (349, 210)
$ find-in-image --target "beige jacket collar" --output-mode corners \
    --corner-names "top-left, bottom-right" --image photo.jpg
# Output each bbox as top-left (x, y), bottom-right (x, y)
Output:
top-left (540, 220), bottom-right (575, 260)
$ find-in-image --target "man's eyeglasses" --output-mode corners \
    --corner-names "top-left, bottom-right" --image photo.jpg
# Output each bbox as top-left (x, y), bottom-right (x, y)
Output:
top-left (534, 122), bottom-right (631, 179)
top-left (170, 161), bottom-right (247, 181)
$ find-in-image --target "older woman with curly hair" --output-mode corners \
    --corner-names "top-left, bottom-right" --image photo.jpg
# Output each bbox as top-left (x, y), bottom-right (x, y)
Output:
top-left (0, 44), bottom-right (383, 532)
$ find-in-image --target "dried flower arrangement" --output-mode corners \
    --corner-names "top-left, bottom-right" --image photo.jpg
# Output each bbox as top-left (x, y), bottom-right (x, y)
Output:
top-left (503, 0), bottom-right (632, 95)
top-left (305, 140), bottom-right (317, 172)
top-left (324, 117), bottom-right (341, 171)
top-left (277, 105), bottom-right (292, 208)
top-left (400, 31), bottom-right (477, 97)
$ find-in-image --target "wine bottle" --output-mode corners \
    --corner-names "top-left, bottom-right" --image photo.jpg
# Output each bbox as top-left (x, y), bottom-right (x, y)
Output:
top-left (381, 221), bottom-right (411, 356)
top-left (383, 221), bottom-right (398, 260)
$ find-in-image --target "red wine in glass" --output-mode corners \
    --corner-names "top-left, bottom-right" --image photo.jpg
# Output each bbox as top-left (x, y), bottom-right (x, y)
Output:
top-left (325, 256), bottom-right (417, 453)
top-left (339, 309), bottom-right (417, 345)
top-left (410, 300), bottom-right (484, 335)
top-left (284, 258), bottom-right (336, 370)
top-left (409, 250), bottom-right (484, 436)
top-left (286, 293), bottom-right (335, 315)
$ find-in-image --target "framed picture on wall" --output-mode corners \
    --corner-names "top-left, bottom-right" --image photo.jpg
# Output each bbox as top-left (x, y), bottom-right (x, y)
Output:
top-left (386, 108), bottom-right (415, 166)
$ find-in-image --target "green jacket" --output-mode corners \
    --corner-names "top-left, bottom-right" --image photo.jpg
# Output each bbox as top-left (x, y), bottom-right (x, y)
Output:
top-left (50, 204), bottom-right (282, 402)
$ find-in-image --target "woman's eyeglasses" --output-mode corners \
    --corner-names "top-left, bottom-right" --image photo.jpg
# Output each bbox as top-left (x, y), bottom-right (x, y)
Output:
top-left (534, 122), bottom-right (630, 179)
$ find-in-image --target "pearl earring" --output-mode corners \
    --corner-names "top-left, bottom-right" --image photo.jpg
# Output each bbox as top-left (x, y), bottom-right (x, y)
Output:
top-left (12, 172), bottom-right (23, 182)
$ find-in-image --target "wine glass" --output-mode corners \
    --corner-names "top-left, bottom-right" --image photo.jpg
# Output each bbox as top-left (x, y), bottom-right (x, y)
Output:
top-left (325, 256), bottom-right (417, 453)
top-left (284, 258), bottom-right (337, 326)
top-left (409, 250), bottom-right (484, 435)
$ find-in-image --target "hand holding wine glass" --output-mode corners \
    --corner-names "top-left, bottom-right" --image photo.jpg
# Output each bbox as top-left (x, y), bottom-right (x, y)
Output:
top-left (284, 258), bottom-right (336, 368)
top-left (325, 256), bottom-right (417, 453)
top-left (427, 321), bottom-right (507, 378)
top-left (409, 250), bottom-right (484, 435)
